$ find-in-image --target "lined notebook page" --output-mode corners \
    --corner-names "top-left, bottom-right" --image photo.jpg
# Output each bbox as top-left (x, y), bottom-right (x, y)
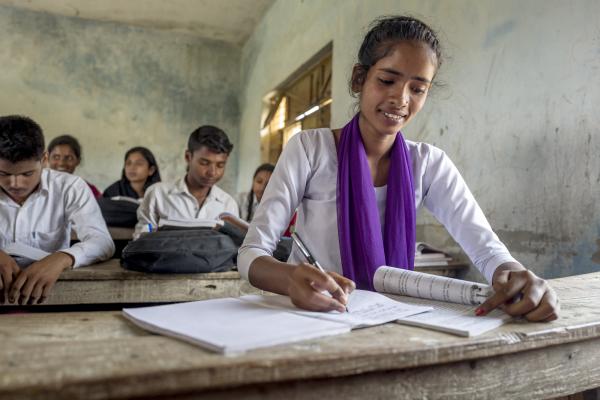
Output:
top-left (241, 290), bottom-right (432, 329)
top-left (390, 295), bottom-right (511, 337)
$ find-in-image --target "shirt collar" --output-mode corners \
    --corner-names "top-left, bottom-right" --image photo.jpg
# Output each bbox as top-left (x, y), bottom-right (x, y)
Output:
top-left (172, 177), bottom-right (190, 196)
top-left (38, 168), bottom-right (50, 194)
top-left (170, 176), bottom-right (226, 204)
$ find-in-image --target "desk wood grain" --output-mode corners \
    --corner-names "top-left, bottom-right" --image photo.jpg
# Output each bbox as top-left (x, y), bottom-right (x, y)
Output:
top-left (0, 273), bottom-right (599, 399)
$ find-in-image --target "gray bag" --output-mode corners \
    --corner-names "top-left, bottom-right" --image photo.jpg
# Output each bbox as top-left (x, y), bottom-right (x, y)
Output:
top-left (121, 229), bottom-right (237, 273)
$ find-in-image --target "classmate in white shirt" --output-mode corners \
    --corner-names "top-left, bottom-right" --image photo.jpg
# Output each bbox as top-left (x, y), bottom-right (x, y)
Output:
top-left (0, 115), bottom-right (114, 305)
top-left (135, 125), bottom-right (239, 238)
top-left (239, 16), bottom-right (559, 321)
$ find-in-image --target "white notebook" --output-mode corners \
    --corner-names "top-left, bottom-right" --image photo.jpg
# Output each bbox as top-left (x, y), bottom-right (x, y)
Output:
top-left (123, 298), bottom-right (350, 355)
top-left (123, 290), bottom-right (432, 355)
top-left (3, 242), bottom-right (50, 261)
top-left (157, 218), bottom-right (224, 229)
top-left (391, 295), bottom-right (511, 337)
top-left (242, 289), bottom-right (432, 329)
top-left (373, 266), bottom-right (511, 336)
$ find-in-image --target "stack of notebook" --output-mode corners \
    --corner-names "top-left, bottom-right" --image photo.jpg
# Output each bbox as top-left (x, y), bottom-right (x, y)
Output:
top-left (414, 242), bottom-right (452, 267)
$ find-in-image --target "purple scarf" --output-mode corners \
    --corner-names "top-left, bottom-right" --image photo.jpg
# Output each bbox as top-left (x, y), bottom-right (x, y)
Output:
top-left (337, 113), bottom-right (416, 290)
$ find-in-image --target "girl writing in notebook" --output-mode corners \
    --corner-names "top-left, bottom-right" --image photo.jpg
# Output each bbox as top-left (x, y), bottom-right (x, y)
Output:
top-left (238, 16), bottom-right (559, 321)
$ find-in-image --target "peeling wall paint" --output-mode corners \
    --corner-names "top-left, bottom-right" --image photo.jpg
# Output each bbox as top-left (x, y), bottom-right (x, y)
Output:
top-left (239, 0), bottom-right (600, 280)
top-left (0, 5), bottom-right (241, 193)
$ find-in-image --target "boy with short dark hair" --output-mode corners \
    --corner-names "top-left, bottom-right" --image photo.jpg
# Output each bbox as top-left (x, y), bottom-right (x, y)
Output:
top-left (134, 125), bottom-right (239, 238)
top-left (0, 115), bottom-right (114, 305)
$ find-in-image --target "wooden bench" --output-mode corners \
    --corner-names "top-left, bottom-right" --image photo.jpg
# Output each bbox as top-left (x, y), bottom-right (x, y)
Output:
top-left (0, 272), bottom-right (599, 399)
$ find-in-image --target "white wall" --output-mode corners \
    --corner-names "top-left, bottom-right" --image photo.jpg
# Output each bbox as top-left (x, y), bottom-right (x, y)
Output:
top-left (238, 0), bottom-right (600, 279)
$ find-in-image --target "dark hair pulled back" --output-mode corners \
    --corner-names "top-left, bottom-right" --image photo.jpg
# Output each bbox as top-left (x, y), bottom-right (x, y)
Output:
top-left (351, 16), bottom-right (442, 92)
top-left (245, 163), bottom-right (275, 222)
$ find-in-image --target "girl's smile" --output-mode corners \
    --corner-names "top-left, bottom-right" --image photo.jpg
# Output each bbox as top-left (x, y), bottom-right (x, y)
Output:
top-left (356, 41), bottom-right (437, 139)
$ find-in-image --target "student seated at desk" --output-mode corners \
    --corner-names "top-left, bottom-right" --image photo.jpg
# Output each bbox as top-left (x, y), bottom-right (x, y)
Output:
top-left (103, 146), bottom-right (161, 199)
top-left (134, 125), bottom-right (238, 239)
top-left (0, 115), bottom-right (114, 305)
top-left (238, 163), bottom-right (274, 222)
top-left (238, 16), bottom-right (559, 321)
top-left (47, 134), bottom-right (101, 198)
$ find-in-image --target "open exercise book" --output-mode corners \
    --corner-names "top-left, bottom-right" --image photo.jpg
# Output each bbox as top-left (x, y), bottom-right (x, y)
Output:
top-left (123, 290), bottom-right (432, 355)
top-left (373, 266), bottom-right (511, 337)
top-left (123, 268), bottom-right (511, 355)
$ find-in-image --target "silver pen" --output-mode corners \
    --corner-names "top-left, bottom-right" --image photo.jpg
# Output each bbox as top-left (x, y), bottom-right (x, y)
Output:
top-left (291, 232), bottom-right (326, 273)
top-left (291, 232), bottom-right (348, 312)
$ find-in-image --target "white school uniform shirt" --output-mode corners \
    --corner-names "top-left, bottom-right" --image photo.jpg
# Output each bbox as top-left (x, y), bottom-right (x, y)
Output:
top-left (0, 169), bottom-right (115, 267)
top-left (134, 177), bottom-right (239, 239)
top-left (238, 128), bottom-right (518, 284)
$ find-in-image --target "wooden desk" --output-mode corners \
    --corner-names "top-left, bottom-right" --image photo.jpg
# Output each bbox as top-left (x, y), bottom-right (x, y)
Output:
top-left (3, 260), bottom-right (468, 306)
top-left (21, 259), bottom-right (261, 305)
top-left (1, 272), bottom-right (599, 399)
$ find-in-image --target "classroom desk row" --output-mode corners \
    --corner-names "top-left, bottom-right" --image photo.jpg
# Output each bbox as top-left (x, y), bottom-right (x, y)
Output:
top-left (2, 259), bottom-right (469, 306)
top-left (1, 272), bottom-right (599, 399)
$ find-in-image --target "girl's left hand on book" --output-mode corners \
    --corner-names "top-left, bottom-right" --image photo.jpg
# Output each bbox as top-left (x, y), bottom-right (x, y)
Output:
top-left (476, 264), bottom-right (559, 322)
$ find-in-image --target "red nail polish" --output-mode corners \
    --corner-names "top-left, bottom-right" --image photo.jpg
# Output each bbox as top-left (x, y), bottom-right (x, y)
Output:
top-left (475, 308), bottom-right (485, 316)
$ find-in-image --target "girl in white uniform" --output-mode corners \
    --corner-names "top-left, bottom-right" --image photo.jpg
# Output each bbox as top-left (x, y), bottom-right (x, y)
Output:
top-left (238, 16), bottom-right (558, 321)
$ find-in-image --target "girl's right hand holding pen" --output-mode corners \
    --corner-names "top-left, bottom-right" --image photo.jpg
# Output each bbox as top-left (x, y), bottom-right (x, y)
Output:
top-left (287, 263), bottom-right (355, 313)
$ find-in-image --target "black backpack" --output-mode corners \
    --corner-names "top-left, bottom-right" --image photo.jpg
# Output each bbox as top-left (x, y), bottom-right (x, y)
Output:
top-left (121, 229), bottom-right (237, 273)
top-left (97, 197), bottom-right (139, 228)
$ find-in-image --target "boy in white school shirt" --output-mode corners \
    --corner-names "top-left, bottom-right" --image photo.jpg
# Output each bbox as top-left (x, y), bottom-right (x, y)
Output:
top-left (134, 125), bottom-right (239, 239)
top-left (0, 115), bottom-right (114, 305)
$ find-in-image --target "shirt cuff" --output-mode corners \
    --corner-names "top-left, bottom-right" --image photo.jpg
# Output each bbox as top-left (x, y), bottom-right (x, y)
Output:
top-left (237, 246), bottom-right (271, 281)
top-left (480, 254), bottom-right (519, 284)
top-left (60, 247), bottom-right (84, 269)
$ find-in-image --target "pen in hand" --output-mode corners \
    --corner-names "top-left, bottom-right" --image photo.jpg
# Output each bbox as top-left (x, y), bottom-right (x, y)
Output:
top-left (290, 232), bottom-right (349, 312)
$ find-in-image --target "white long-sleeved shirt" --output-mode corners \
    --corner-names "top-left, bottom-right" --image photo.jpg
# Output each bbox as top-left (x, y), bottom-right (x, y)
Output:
top-left (0, 169), bottom-right (115, 267)
top-left (134, 177), bottom-right (239, 239)
top-left (238, 128), bottom-right (517, 284)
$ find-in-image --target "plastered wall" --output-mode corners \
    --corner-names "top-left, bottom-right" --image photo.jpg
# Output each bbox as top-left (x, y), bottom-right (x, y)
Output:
top-left (0, 5), bottom-right (241, 193)
top-left (238, 0), bottom-right (600, 279)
